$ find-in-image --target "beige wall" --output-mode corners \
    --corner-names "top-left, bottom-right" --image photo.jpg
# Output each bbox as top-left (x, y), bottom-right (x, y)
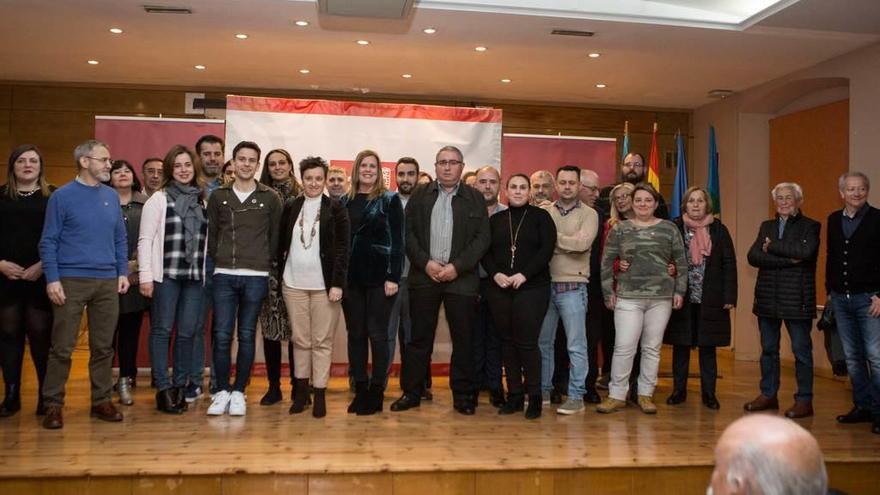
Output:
top-left (693, 41), bottom-right (880, 369)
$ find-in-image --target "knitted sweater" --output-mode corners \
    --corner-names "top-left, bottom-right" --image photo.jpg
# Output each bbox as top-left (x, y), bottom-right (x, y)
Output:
top-left (543, 201), bottom-right (599, 283)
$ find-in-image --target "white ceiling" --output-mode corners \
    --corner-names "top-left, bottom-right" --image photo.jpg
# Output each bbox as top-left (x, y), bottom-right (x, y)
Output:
top-left (0, 0), bottom-right (877, 109)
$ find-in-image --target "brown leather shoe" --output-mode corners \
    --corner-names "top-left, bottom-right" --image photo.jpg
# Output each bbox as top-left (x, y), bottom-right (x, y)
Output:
top-left (90, 401), bottom-right (123, 422)
top-left (784, 399), bottom-right (814, 419)
top-left (42, 405), bottom-right (63, 429)
top-left (743, 394), bottom-right (779, 412)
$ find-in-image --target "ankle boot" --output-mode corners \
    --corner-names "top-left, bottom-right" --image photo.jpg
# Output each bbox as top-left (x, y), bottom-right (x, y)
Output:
top-left (260, 383), bottom-right (282, 406)
top-left (0, 383), bottom-right (21, 417)
top-left (117, 377), bottom-right (134, 406)
top-left (36, 395), bottom-right (46, 416)
top-left (358, 384), bottom-right (384, 416)
top-left (525, 394), bottom-right (542, 420)
top-left (173, 386), bottom-right (188, 411)
top-left (348, 381), bottom-right (369, 414)
top-left (156, 388), bottom-right (183, 414)
top-left (312, 388), bottom-right (326, 418)
top-left (289, 378), bottom-right (310, 414)
top-left (498, 394), bottom-right (524, 415)
top-left (290, 380), bottom-right (312, 405)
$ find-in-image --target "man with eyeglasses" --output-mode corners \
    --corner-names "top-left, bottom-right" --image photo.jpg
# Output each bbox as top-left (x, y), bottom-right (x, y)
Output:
top-left (391, 146), bottom-right (490, 415)
top-left (598, 153), bottom-right (669, 219)
top-left (141, 158), bottom-right (164, 197)
top-left (38, 139), bottom-right (130, 429)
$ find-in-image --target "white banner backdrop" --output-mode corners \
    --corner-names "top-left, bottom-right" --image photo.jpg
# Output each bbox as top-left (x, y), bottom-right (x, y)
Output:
top-left (224, 95), bottom-right (503, 374)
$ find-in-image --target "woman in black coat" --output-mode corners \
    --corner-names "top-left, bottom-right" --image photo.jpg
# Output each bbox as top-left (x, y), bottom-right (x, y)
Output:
top-left (664, 187), bottom-right (737, 410)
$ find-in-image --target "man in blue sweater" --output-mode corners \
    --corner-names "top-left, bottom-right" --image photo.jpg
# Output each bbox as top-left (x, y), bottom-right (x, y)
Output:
top-left (38, 139), bottom-right (130, 429)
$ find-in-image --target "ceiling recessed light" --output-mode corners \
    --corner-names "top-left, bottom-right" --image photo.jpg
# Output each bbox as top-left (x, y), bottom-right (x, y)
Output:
top-left (194, 65), bottom-right (206, 70)
top-left (235, 33), bottom-right (248, 40)
top-left (402, 73), bottom-right (412, 79)
top-left (475, 46), bottom-right (487, 52)
top-left (295, 20), bottom-right (309, 27)
top-left (595, 83), bottom-right (607, 88)
top-left (423, 27), bottom-right (437, 34)
top-left (87, 60), bottom-right (99, 65)
top-left (299, 69), bottom-right (310, 74)
top-left (500, 78), bottom-right (511, 83)
top-left (109, 28), bottom-right (123, 34)
top-left (356, 40), bottom-right (370, 46)
top-left (588, 52), bottom-right (601, 58)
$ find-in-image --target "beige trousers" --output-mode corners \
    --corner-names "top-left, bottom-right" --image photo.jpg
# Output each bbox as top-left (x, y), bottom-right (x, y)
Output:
top-left (281, 285), bottom-right (340, 388)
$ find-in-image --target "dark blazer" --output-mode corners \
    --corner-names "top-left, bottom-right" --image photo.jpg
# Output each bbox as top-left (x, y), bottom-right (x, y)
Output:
top-left (825, 205), bottom-right (880, 295)
top-left (342, 190), bottom-right (404, 287)
top-left (747, 212), bottom-right (820, 320)
top-left (664, 217), bottom-right (738, 347)
top-left (405, 181), bottom-right (490, 296)
top-left (277, 195), bottom-right (350, 294)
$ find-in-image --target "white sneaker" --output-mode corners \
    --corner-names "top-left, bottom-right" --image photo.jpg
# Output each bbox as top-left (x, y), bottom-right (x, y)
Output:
top-left (207, 390), bottom-right (231, 416)
top-left (228, 391), bottom-right (246, 416)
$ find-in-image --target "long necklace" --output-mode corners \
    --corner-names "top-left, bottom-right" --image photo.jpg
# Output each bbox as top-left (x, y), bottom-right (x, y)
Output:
top-left (299, 204), bottom-right (321, 249)
top-left (508, 208), bottom-right (528, 270)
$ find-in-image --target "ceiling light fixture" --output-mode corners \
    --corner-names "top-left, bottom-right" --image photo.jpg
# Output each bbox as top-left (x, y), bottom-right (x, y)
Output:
top-left (299, 69), bottom-right (310, 74)
top-left (500, 78), bottom-right (511, 83)
top-left (194, 65), bottom-right (206, 70)
top-left (87, 60), bottom-right (99, 65)
top-left (235, 33), bottom-right (248, 39)
top-left (295, 20), bottom-right (310, 27)
top-left (423, 28), bottom-right (436, 34)
top-left (109, 28), bottom-right (123, 34)
top-left (475, 46), bottom-right (487, 52)
top-left (588, 52), bottom-right (600, 58)
top-left (402, 73), bottom-right (412, 78)
top-left (356, 40), bottom-right (370, 46)
top-left (595, 83), bottom-right (606, 88)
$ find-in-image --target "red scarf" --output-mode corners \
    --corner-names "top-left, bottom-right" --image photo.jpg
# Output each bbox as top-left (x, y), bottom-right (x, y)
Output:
top-left (682, 214), bottom-right (713, 265)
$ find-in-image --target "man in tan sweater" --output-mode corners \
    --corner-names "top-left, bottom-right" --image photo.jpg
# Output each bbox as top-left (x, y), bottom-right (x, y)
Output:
top-left (538, 165), bottom-right (599, 415)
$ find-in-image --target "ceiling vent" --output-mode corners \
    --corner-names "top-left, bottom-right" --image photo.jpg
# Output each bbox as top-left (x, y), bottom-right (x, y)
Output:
top-left (143, 5), bottom-right (193, 14)
top-left (551, 29), bottom-right (595, 37)
top-left (318, 0), bottom-right (414, 18)
top-left (708, 89), bottom-right (735, 99)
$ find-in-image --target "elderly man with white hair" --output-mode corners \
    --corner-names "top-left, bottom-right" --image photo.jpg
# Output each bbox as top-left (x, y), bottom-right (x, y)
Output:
top-left (745, 182), bottom-right (820, 419)
top-left (709, 414), bottom-right (828, 495)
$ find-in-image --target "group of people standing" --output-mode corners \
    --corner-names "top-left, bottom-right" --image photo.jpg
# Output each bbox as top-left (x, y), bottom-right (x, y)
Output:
top-left (0, 138), bottom-right (877, 434)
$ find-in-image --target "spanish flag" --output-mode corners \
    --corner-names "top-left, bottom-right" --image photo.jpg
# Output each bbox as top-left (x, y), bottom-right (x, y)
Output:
top-left (647, 122), bottom-right (661, 191)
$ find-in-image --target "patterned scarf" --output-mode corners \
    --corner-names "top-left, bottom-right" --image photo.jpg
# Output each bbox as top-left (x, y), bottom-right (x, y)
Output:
top-left (682, 214), bottom-right (713, 265)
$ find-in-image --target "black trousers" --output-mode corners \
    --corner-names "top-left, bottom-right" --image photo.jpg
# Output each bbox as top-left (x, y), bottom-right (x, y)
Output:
top-left (671, 304), bottom-right (718, 395)
top-left (0, 297), bottom-right (52, 391)
top-left (401, 284), bottom-right (476, 396)
top-left (552, 321), bottom-right (570, 393)
top-left (343, 284), bottom-right (394, 387)
top-left (114, 310), bottom-right (144, 379)
top-left (584, 283), bottom-right (605, 388)
top-left (263, 338), bottom-right (294, 387)
top-left (486, 284), bottom-right (549, 396)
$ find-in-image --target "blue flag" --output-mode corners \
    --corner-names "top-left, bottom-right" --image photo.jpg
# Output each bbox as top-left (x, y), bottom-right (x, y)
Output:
top-left (707, 125), bottom-right (721, 214)
top-left (670, 131), bottom-right (688, 218)
top-left (620, 121), bottom-right (630, 163)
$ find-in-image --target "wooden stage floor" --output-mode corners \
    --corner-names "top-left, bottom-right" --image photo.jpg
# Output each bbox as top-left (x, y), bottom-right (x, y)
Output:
top-left (1, 350), bottom-right (878, 494)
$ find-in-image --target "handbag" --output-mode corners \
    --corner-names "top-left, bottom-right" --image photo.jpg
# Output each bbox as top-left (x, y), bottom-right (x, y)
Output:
top-left (817, 300), bottom-right (835, 331)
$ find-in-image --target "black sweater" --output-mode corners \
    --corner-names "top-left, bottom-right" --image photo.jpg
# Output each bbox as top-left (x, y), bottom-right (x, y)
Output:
top-left (826, 205), bottom-right (880, 295)
top-left (482, 204), bottom-right (556, 291)
top-left (0, 185), bottom-right (53, 299)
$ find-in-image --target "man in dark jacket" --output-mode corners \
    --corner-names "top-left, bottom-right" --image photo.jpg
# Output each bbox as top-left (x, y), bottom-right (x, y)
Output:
top-left (390, 146), bottom-right (490, 415)
top-left (745, 182), bottom-right (820, 419)
top-left (826, 171), bottom-right (880, 435)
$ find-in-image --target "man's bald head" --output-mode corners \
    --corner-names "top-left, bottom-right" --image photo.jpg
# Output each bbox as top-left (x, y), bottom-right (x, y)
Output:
top-left (579, 169), bottom-right (600, 207)
top-left (710, 415), bottom-right (827, 495)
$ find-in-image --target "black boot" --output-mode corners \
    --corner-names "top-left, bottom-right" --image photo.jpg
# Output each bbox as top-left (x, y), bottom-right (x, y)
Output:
top-left (172, 386), bottom-right (188, 411)
top-left (260, 384), bottom-right (282, 406)
top-left (312, 388), bottom-right (326, 418)
top-left (525, 394), bottom-right (542, 420)
top-left (290, 379), bottom-right (312, 405)
top-left (0, 383), bottom-right (21, 417)
top-left (498, 394), bottom-right (524, 415)
top-left (36, 396), bottom-right (46, 416)
top-left (348, 381), bottom-right (369, 414)
top-left (358, 384), bottom-right (385, 416)
top-left (289, 378), bottom-right (310, 414)
top-left (156, 388), bottom-right (184, 414)
top-left (489, 388), bottom-right (506, 408)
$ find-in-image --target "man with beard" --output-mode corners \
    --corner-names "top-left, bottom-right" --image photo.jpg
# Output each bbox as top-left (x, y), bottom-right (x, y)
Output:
top-left (473, 166), bottom-right (506, 407)
top-left (599, 153), bottom-right (669, 219)
top-left (530, 170), bottom-right (555, 206)
top-left (39, 139), bottom-right (130, 429)
top-left (141, 157), bottom-right (163, 197)
top-left (196, 135), bottom-right (225, 198)
top-left (327, 167), bottom-right (349, 201)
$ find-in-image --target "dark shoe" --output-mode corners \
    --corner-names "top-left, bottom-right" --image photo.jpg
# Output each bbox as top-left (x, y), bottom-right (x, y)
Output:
top-left (837, 406), bottom-right (872, 424)
top-left (872, 418), bottom-right (880, 435)
top-left (784, 399), bottom-right (813, 419)
top-left (453, 401), bottom-right (476, 415)
top-left (743, 394), bottom-right (778, 412)
top-left (583, 387), bottom-right (602, 405)
top-left (289, 378), bottom-right (310, 414)
top-left (357, 384), bottom-right (384, 416)
top-left (489, 388), bottom-right (506, 408)
top-left (290, 380), bottom-right (311, 405)
top-left (0, 383), bottom-right (21, 417)
top-left (42, 405), bottom-right (63, 429)
top-left (36, 397), bottom-right (46, 416)
top-left (348, 381), bottom-right (368, 414)
top-left (156, 388), bottom-right (184, 414)
top-left (420, 388), bottom-right (433, 401)
top-left (832, 360), bottom-right (848, 377)
top-left (525, 394), bottom-right (542, 420)
top-left (312, 388), bottom-right (326, 418)
top-left (260, 384), bottom-right (282, 406)
top-left (172, 386), bottom-right (188, 411)
top-left (702, 393), bottom-right (720, 410)
top-left (498, 394), bottom-right (524, 415)
top-left (390, 393), bottom-right (421, 412)
top-left (550, 389), bottom-right (563, 405)
top-left (90, 401), bottom-right (123, 422)
top-left (666, 390), bottom-right (687, 405)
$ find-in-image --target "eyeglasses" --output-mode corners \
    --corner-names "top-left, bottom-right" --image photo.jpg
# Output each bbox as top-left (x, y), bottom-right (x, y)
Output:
top-left (580, 184), bottom-right (599, 192)
top-left (435, 160), bottom-right (462, 167)
top-left (86, 156), bottom-right (113, 164)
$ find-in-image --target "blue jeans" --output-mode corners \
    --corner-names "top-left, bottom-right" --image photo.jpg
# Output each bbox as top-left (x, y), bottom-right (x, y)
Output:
top-left (473, 279), bottom-right (503, 391)
top-left (192, 256), bottom-right (215, 390)
top-left (149, 278), bottom-right (204, 391)
top-left (212, 274), bottom-right (268, 393)
top-left (758, 317), bottom-right (813, 401)
top-left (830, 291), bottom-right (880, 415)
top-left (385, 277), bottom-right (410, 388)
top-left (538, 284), bottom-right (589, 398)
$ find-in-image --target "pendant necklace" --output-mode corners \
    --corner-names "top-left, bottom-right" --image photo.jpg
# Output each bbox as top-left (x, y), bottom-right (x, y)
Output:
top-left (299, 205), bottom-right (321, 249)
top-left (508, 208), bottom-right (528, 270)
